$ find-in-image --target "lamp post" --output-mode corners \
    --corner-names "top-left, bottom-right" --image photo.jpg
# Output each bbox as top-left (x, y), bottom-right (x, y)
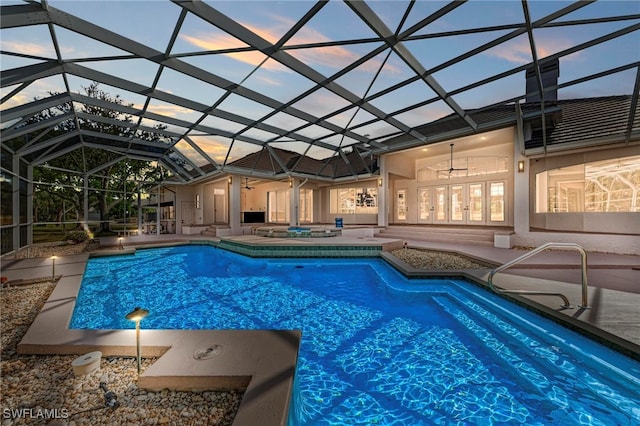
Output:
top-left (125, 307), bottom-right (149, 375)
top-left (51, 255), bottom-right (57, 281)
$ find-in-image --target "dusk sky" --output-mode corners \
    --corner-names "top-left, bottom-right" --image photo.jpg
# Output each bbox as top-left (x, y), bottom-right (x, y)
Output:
top-left (1, 0), bottom-right (638, 164)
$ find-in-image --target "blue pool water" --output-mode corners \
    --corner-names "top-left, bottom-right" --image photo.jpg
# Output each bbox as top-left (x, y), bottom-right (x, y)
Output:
top-left (71, 245), bottom-right (640, 425)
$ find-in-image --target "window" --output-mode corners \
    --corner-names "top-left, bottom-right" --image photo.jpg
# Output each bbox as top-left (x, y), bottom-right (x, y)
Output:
top-left (490, 182), bottom-right (505, 221)
top-left (418, 155), bottom-right (509, 182)
top-left (267, 189), bottom-right (289, 223)
top-left (396, 189), bottom-right (406, 220)
top-left (330, 187), bottom-right (377, 215)
top-left (299, 189), bottom-right (313, 223)
top-left (535, 155), bottom-right (639, 213)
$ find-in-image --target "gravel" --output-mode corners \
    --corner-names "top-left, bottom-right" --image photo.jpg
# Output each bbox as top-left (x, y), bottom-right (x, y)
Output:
top-left (0, 282), bottom-right (242, 425)
top-left (10, 241), bottom-right (102, 259)
top-left (391, 247), bottom-right (488, 270)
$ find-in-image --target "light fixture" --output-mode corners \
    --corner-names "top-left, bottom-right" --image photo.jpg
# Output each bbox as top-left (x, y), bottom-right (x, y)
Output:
top-left (118, 237), bottom-right (124, 250)
top-left (125, 307), bottom-right (149, 375)
top-left (228, 176), bottom-right (232, 184)
top-left (518, 160), bottom-right (525, 173)
top-left (378, 178), bottom-right (383, 187)
top-left (195, 194), bottom-right (200, 209)
top-left (288, 178), bottom-right (293, 188)
top-left (51, 255), bottom-right (57, 281)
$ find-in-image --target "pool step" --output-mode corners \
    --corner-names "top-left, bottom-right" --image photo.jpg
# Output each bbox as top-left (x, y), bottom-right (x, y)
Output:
top-left (433, 291), bottom-right (640, 424)
top-left (375, 225), bottom-right (502, 245)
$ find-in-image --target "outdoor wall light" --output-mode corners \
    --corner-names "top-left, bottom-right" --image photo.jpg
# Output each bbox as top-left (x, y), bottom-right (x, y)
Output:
top-left (125, 307), bottom-right (149, 375)
top-left (517, 160), bottom-right (525, 173)
top-left (378, 178), bottom-right (383, 187)
top-left (288, 179), bottom-right (293, 188)
top-left (51, 255), bottom-right (57, 281)
top-left (195, 194), bottom-right (200, 209)
top-left (118, 237), bottom-right (124, 250)
top-left (228, 176), bottom-right (232, 184)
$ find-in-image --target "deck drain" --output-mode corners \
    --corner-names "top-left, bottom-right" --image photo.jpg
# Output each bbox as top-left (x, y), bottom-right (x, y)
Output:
top-left (193, 345), bottom-right (223, 360)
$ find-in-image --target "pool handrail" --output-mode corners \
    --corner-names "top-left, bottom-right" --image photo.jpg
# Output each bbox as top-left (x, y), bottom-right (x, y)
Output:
top-left (487, 242), bottom-right (589, 309)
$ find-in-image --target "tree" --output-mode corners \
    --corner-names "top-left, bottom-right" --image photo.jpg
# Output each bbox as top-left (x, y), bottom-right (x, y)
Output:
top-left (27, 83), bottom-right (168, 232)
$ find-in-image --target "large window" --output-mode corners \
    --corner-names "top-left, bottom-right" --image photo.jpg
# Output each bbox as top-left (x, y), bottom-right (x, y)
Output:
top-left (268, 189), bottom-right (289, 223)
top-left (330, 187), bottom-right (377, 215)
top-left (418, 155), bottom-right (509, 181)
top-left (299, 188), bottom-right (313, 223)
top-left (536, 155), bottom-right (639, 213)
top-left (490, 182), bottom-right (505, 221)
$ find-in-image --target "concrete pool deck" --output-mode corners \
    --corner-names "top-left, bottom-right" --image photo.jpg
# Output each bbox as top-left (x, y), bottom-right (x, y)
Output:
top-left (1, 232), bottom-right (639, 425)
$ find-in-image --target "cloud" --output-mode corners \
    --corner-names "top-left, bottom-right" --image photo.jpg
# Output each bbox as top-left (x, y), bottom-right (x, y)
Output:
top-left (0, 93), bottom-right (29, 111)
top-left (180, 15), bottom-right (400, 76)
top-left (179, 34), bottom-right (288, 72)
top-left (484, 34), bottom-right (582, 65)
top-left (189, 135), bottom-right (232, 162)
top-left (143, 103), bottom-right (199, 118)
top-left (1, 40), bottom-right (52, 57)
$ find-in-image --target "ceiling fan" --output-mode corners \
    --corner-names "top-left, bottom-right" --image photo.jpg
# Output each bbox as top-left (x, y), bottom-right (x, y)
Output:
top-left (243, 177), bottom-right (254, 190)
top-left (440, 143), bottom-right (468, 175)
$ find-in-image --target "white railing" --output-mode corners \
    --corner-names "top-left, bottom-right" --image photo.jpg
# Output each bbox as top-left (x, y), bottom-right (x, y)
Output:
top-left (488, 242), bottom-right (589, 309)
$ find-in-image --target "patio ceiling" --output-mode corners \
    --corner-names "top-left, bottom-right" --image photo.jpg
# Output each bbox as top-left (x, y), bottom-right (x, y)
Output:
top-left (1, 0), bottom-right (639, 183)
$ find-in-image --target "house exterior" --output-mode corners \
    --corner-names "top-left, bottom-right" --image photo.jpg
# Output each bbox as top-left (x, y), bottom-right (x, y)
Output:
top-left (165, 95), bottom-right (639, 255)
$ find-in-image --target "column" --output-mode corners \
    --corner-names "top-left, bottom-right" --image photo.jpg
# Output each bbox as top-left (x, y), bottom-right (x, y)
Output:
top-left (377, 156), bottom-right (388, 227)
top-left (289, 178), bottom-right (298, 227)
top-left (513, 128), bottom-right (530, 235)
top-left (228, 175), bottom-right (242, 235)
top-left (83, 173), bottom-right (89, 233)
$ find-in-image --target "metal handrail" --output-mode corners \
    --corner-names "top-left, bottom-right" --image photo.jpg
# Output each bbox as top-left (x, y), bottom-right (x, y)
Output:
top-left (488, 242), bottom-right (589, 309)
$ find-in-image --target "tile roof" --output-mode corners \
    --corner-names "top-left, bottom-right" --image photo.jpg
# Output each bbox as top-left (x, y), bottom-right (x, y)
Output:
top-left (526, 96), bottom-right (638, 149)
top-left (228, 146), bottom-right (376, 179)
top-left (382, 95), bottom-right (637, 152)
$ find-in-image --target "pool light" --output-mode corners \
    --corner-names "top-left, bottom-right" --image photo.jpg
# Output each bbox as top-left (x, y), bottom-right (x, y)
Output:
top-left (125, 307), bottom-right (149, 375)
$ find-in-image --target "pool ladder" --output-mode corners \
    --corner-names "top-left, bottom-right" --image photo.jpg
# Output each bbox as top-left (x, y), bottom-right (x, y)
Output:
top-left (487, 242), bottom-right (589, 309)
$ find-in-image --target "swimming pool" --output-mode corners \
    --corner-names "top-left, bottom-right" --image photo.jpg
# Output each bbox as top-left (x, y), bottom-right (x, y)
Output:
top-left (71, 245), bottom-right (640, 425)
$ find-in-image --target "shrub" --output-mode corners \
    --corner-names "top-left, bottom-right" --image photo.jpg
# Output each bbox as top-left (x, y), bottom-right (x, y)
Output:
top-left (64, 230), bottom-right (89, 243)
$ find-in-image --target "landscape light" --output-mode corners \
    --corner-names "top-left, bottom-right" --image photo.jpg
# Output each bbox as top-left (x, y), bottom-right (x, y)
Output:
top-left (125, 307), bottom-right (149, 375)
top-left (51, 255), bottom-right (57, 281)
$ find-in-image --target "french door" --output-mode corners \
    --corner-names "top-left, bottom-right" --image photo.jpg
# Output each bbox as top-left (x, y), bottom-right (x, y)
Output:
top-left (421, 182), bottom-right (503, 225)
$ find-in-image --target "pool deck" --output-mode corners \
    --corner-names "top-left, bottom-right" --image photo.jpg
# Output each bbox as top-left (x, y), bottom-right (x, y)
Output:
top-left (2, 232), bottom-right (639, 425)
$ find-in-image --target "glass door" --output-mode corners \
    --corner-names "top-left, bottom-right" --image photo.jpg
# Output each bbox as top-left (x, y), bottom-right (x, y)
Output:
top-left (489, 181), bottom-right (506, 224)
top-left (434, 186), bottom-right (447, 223)
top-left (468, 183), bottom-right (484, 223)
top-left (450, 185), bottom-right (465, 222)
top-left (418, 187), bottom-right (433, 223)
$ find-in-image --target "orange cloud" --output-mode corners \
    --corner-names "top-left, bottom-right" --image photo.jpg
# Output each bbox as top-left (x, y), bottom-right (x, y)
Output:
top-left (484, 34), bottom-right (582, 65)
top-left (179, 34), bottom-right (287, 72)
top-left (189, 135), bottom-right (232, 162)
top-left (181, 15), bottom-right (400, 76)
top-left (143, 103), bottom-right (200, 118)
